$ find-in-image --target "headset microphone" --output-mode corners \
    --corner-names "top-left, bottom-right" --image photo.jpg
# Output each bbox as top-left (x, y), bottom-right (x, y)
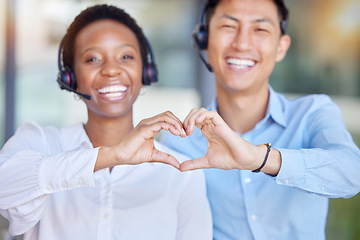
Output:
top-left (198, 52), bottom-right (213, 72)
top-left (56, 77), bottom-right (92, 100)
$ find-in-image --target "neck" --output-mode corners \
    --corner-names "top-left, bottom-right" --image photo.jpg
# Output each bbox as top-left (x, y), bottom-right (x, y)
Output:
top-left (216, 84), bottom-right (269, 134)
top-left (84, 111), bottom-right (134, 148)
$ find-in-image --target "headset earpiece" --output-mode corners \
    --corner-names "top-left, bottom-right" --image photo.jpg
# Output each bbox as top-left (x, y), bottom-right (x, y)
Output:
top-left (57, 39), bottom-right (77, 91)
top-left (192, 5), bottom-right (213, 72)
top-left (192, 24), bottom-right (208, 50)
top-left (142, 62), bottom-right (157, 85)
top-left (192, 5), bottom-right (208, 51)
top-left (57, 66), bottom-right (76, 90)
top-left (142, 39), bottom-right (158, 85)
top-left (56, 38), bottom-right (91, 100)
top-left (280, 20), bottom-right (287, 35)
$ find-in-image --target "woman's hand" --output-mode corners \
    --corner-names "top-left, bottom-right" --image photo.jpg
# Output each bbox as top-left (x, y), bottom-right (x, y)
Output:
top-left (95, 111), bottom-right (186, 171)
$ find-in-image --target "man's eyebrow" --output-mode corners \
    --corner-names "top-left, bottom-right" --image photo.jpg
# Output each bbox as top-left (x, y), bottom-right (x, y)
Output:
top-left (218, 14), bottom-right (276, 27)
top-left (253, 18), bottom-right (276, 27)
top-left (219, 14), bottom-right (240, 22)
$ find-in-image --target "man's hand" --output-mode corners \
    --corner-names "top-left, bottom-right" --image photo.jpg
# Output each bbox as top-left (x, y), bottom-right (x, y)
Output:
top-left (180, 108), bottom-right (279, 173)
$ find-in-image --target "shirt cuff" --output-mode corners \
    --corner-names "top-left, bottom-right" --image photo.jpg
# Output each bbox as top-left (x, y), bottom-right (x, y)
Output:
top-left (276, 148), bottom-right (307, 186)
top-left (39, 148), bottom-right (100, 193)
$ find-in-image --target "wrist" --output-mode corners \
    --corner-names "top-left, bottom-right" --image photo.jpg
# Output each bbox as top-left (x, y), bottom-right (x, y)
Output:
top-left (262, 148), bottom-right (281, 175)
top-left (94, 145), bottom-right (118, 172)
top-left (251, 143), bottom-right (282, 176)
top-left (252, 143), bottom-right (271, 173)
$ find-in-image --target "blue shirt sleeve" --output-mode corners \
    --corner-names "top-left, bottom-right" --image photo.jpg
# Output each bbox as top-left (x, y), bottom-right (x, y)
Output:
top-left (276, 95), bottom-right (360, 198)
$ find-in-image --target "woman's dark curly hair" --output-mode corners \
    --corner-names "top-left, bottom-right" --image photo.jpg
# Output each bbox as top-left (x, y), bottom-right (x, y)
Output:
top-left (61, 4), bottom-right (148, 70)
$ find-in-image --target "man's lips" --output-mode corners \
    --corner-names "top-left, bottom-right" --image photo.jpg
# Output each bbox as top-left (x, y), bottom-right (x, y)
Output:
top-left (226, 58), bottom-right (256, 69)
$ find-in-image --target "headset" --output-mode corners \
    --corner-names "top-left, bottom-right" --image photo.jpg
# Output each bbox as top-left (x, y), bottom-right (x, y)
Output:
top-left (192, 3), bottom-right (288, 72)
top-left (192, 6), bottom-right (209, 52)
top-left (192, 5), bottom-right (213, 72)
top-left (57, 37), bottom-right (158, 100)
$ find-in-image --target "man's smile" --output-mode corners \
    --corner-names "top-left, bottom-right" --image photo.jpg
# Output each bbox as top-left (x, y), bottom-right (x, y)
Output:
top-left (226, 58), bottom-right (256, 69)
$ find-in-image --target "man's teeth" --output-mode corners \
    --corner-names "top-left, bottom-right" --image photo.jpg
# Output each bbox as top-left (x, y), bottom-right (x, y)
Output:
top-left (98, 85), bottom-right (127, 94)
top-left (227, 58), bottom-right (255, 68)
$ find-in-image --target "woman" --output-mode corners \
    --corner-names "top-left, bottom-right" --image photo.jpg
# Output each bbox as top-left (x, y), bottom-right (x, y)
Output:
top-left (0, 5), bottom-right (212, 240)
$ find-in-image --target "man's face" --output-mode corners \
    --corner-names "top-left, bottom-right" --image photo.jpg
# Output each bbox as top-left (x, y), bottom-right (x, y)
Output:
top-left (207, 0), bottom-right (290, 94)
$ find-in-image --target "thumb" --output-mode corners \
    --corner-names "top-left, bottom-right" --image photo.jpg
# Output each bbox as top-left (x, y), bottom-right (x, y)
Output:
top-left (150, 149), bottom-right (181, 169)
top-left (179, 157), bottom-right (211, 172)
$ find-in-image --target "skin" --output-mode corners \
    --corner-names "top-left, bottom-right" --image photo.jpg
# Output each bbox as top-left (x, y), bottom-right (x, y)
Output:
top-left (181, 0), bottom-right (291, 175)
top-left (72, 19), bottom-right (186, 171)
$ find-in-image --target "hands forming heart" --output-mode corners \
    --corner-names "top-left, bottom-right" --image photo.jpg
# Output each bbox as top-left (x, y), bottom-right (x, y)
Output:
top-left (97, 108), bottom-right (278, 174)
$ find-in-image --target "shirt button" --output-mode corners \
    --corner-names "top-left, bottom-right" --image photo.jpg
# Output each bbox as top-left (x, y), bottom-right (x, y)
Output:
top-left (321, 186), bottom-right (325, 191)
top-left (61, 181), bottom-right (67, 188)
top-left (251, 215), bottom-right (257, 221)
top-left (77, 178), bottom-right (85, 186)
top-left (47, 185), bottom-right (53, 191)
top-left (103, 213), bottom-right (110, 219)
top-left (285, 179), bottom-right (290, 185)
top-left (244, 178), bottom-right (251, 184)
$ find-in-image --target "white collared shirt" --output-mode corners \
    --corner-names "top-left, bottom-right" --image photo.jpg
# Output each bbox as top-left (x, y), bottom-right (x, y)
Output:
top-left (0, 121), bottom-right (212, 240)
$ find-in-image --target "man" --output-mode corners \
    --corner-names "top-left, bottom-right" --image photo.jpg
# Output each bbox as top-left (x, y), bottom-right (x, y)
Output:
top-left (160, 0), bottom-right (360, 239)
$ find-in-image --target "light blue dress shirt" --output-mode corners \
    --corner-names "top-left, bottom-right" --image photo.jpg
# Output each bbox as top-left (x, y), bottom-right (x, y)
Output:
top-left (160, 86), bottom-right (360, 240)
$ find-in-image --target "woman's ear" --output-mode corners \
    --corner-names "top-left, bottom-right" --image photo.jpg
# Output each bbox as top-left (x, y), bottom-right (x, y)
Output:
top-left (276, 34), bottom-right (291, 62)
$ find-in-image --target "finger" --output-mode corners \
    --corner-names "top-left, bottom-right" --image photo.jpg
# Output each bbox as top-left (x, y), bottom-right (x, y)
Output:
top-left (162, 111), bottom-right (187, 137)
top-left (141, 111), bottom-right (186, 137)
top-left (140, 121), bottom-right (184, 140)
top-left (179, 157), bottom-right (211, 171)
top-left (183, 108), bottom-right (198, 135)
top-left (184, 108), bottom-right (208, 136)
top-left (195, 110), bottom-right (224, 126)
top-left (150, 149), bottom-right (180, 169)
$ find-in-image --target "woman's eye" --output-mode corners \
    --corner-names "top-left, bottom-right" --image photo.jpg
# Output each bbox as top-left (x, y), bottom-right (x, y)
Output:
top-left (122, 55), bottom-right (134, 60)
top-left (86, 57), bottom-right (100, 63)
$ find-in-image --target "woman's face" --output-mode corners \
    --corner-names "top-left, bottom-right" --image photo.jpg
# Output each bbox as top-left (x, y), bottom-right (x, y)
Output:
top-left (73, 19), bottom-right (143, 119)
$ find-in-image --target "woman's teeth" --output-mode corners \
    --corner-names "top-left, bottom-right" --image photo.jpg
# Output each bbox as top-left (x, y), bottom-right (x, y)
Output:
top-left (98, 85), bottom-right (128, 98)
top-left (98, 85), bottom-right (127, 94)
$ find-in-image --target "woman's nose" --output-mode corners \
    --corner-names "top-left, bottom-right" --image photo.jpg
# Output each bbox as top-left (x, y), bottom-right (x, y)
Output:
top-left (100, 61), bottom-right (122, 77)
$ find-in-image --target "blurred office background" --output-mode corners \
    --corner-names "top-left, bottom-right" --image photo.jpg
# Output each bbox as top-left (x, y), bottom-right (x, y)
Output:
top-left (0, 0), bottom-right (359, 239)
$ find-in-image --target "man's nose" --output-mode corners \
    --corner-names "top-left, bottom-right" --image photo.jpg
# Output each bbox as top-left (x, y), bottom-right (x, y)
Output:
top-left (231, 28), bottom-right (253, 52)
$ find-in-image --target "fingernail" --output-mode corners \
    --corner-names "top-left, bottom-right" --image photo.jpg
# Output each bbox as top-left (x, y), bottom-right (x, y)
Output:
top-left (181, 128), bottom-right (186, 136)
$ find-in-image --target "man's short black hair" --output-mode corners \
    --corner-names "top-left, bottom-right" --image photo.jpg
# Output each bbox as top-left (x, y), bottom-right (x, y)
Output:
top-left (204, 0), bottom-right (289, 34)
top-left (62, 4), bottom-right (148, 70)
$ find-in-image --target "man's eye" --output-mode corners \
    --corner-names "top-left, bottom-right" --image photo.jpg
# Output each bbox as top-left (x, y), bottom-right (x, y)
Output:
top-left (255, 28), bottom-right (269, 33)
top-left (222, 25), bottom-right (236, 29)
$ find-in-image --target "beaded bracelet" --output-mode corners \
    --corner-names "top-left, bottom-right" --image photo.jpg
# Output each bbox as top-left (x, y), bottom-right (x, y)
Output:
top-left (252, 143), bottom-right (272, 173)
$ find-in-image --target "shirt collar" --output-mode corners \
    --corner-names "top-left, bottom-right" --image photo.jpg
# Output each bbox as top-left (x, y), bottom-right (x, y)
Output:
top-left (207, 85), bottom-right (287, 128)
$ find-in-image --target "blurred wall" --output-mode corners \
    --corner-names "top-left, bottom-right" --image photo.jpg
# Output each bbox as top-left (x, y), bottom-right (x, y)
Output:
top-left (0, 0), bottom-right (360, 239)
